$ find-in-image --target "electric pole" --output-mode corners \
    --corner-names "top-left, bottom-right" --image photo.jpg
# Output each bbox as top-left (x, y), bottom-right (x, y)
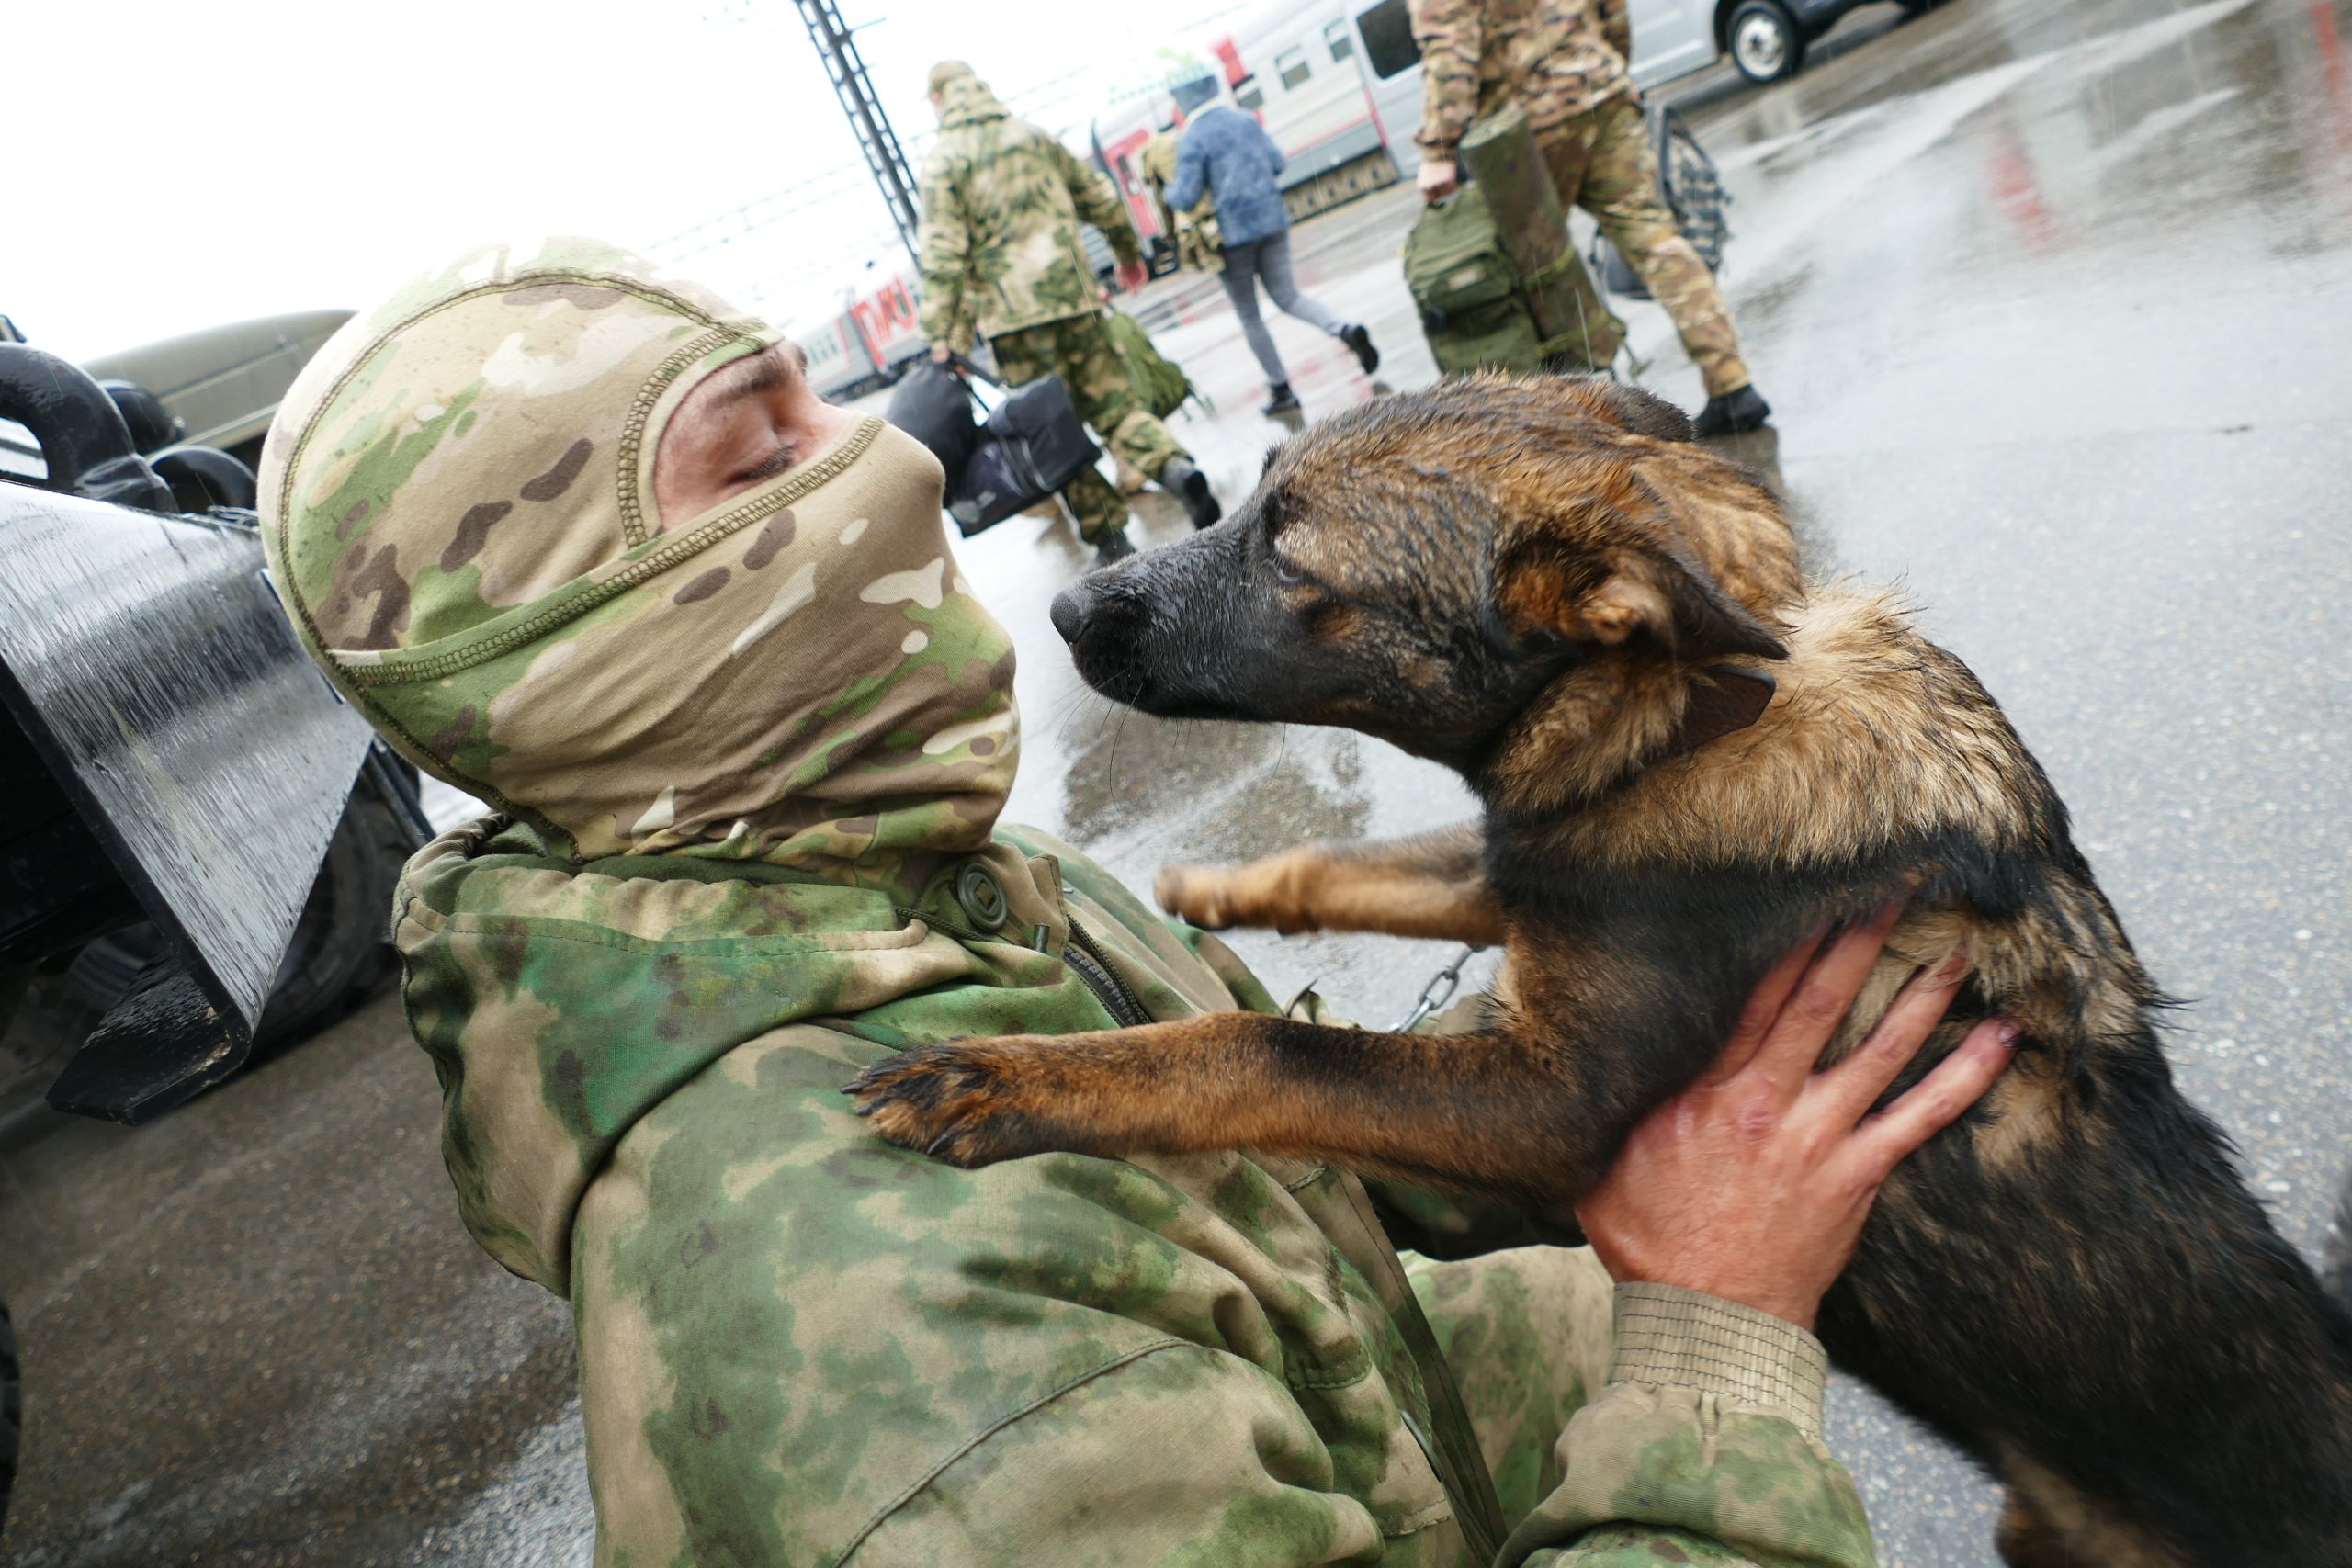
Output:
top-left (793, 0), bottom-right (922, 263)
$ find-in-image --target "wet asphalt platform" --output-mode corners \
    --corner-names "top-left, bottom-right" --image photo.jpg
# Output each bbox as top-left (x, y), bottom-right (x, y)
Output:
top-left (4, 0), bottom-right (2348, 1561)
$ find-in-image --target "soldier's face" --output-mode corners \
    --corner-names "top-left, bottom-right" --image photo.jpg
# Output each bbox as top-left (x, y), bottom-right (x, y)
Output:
top-left (652, 344), bottom-right (855, 531)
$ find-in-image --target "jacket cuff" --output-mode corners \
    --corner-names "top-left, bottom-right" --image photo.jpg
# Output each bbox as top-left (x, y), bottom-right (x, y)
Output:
top-left (1607, 1283), bottom-right (1829, 1438)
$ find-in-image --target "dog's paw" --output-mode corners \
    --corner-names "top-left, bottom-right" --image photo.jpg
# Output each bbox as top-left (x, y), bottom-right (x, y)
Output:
top-left (845, 1040), bottom-right (1058, 1168)
top-left (1159, 861), bottom-right (1328, 935)
top-left (1157, 863), bottom-right (1241, 929)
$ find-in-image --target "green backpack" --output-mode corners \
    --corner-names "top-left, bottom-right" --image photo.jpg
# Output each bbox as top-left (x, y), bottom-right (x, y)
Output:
top-left (1404, 187), bottom-right (1605, 376)
top-left (1103, 310), bottom-right (1198, 420)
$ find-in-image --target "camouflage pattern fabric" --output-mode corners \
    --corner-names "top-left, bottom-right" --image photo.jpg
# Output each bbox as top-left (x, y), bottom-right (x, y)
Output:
top-left (392, 816), bottom-right (1877, 1566)
top-left (1141, 128), bottom-right (1225, 275)
top-left (256, 236), bottom-right (1020, 880)
top-left (991, 312), bottom-right (1190, 539)
top-left (1410, 0), bottom-right (1634, 158)
top-left (917, 65), bottom-right (1144, 354)
top-left (1413, 1247), bottom-right (1617, 1528)
top-left (1538, 96), bottom-right (1751, 396)
top-left (258, 236), bottom-right (1871, 1565)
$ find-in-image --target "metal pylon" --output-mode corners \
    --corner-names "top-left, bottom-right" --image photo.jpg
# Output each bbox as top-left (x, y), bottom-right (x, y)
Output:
top-left (793, 0), bottom-right (922, 262)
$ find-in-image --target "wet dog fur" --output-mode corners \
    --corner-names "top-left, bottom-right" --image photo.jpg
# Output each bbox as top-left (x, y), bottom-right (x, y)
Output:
top-left (850, 374), bottom-right (2352, 1565)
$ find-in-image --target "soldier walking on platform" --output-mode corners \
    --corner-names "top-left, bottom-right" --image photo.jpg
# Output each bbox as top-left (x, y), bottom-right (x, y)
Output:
top-left (917, 60), bottom-right (1220, 561)
top-left (1411, 0), bottom-right (1773, 434)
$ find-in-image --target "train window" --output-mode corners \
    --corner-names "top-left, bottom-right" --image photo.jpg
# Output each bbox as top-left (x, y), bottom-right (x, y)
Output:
top-left (1356, 0), bottom-right (1419, 79)
top-left (1276, 46), bottom-right (1311, 90)
top-left (1237, 77), bottom-right (1265, 110)
top-left (1325, 19), bottom-right (1354, 62)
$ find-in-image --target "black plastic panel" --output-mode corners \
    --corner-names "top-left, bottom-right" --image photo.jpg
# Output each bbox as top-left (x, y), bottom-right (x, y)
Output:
top-left (0, 489), bottom-right (374, 1086)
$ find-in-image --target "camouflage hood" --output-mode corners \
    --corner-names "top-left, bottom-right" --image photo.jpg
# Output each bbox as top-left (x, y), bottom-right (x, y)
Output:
top-left (258, 237), bottom-right (1018, 890)
top-left (933, 69), bottom-right (1009, 130)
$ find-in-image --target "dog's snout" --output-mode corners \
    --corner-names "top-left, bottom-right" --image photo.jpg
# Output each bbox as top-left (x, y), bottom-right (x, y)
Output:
top-left (1048, 584), bottom-right (1092, 647)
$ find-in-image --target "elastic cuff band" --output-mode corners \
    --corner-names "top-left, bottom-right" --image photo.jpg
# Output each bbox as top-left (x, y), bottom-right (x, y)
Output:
top-left (1608, 1282), bottom-right (1829, 1438)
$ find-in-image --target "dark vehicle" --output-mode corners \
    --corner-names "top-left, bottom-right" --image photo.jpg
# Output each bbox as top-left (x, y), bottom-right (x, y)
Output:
top-left (1722, 0), bottom-right (1946, 82)
top-left (0, 318), bottom-right (425, 1537)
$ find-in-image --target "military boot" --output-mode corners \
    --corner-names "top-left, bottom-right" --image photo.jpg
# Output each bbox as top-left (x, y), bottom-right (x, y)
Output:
top-left (1092, 528), bottom-right (1137, 567)
top-left (1695, 384), bottom-right (1773, 436)
top-left (1157, 457), bottom-right (1222, 530)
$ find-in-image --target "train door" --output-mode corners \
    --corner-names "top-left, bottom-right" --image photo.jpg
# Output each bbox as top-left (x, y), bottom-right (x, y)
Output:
top-left (1627, 0), bottom-right (1717, 86)
top-left (1351, 0), bottom-right (1425, 175)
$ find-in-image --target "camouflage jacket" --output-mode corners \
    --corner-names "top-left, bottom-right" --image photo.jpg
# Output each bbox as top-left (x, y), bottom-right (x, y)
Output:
top-left (918, 73), bottom-right (1141, 354)
top-left (1141, 128), bottom-right (1224, 275)
top-left (1410, 0), bottom-right (1634, 158)
top-left (394, 818), bottom-right (1880, 1566)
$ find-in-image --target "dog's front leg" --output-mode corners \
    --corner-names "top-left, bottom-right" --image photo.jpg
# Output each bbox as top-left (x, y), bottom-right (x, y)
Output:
top-left (846, 1011), bottom-right (1641, 1212)
top-left (1156, 822), bottom-right (1508, 943)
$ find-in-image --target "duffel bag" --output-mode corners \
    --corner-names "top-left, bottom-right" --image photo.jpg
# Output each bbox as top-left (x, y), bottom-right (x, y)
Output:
top-left (946, 375), bottom-right (1102, 537)
top-left (885, 358), bottom-right (981, 478)
top-left (1402, 186), bottom-right (1550, 377)
top-left (1103, 310), bottom-right (1195, 421)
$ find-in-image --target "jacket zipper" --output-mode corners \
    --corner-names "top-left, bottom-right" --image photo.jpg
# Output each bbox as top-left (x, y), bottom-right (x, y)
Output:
top-left (893, 906), bottom-right (1151, 1029)
top-left (1061, 914), bottom-right (1151, 1027)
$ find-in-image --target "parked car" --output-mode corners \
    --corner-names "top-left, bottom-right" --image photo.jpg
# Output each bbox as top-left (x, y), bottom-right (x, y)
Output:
top-left (1718, 0), bottom-right (1940, 83)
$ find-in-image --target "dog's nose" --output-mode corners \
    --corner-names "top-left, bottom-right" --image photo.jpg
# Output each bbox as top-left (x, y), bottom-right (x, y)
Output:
top-left (1049, 584), bottom-right (1092, 646)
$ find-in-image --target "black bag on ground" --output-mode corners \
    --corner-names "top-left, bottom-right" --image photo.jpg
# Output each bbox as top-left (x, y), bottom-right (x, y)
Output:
top-left (886, 359), bottom-right (981, 479)
top-left (947, 375), bottom-right (1101, 536)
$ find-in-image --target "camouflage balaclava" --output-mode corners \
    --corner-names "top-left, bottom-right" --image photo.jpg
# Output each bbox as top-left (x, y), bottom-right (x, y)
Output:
top-left (257, 237), bottom-right (1018, 885)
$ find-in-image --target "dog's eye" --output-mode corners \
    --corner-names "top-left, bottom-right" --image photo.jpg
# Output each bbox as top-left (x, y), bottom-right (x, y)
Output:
top-left (1272, 553), bottom-right (1310, 587)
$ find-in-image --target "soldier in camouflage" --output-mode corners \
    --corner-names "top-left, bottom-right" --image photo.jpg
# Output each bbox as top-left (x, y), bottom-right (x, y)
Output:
top-left (1140, 126), bottom-right (1223, 277)
top-left (917, 60), bottom-right (1220, 559)
top-left (1411, 0), bottom-right (1774, 435)
top-left (255, 236), bottom-right (2006, 1566)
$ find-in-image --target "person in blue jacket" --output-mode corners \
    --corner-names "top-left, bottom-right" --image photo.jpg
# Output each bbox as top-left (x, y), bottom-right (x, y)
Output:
top-left (1170, 80), bottom-right (1381, 414)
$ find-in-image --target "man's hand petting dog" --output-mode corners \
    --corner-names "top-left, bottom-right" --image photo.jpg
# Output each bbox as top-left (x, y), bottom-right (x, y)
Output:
top-left (1579, 903), bottom-right (2019, 1331)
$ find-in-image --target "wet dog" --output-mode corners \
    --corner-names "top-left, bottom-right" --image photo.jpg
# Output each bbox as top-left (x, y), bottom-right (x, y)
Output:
top-left (851, 374), bottom-right (2352, 1565)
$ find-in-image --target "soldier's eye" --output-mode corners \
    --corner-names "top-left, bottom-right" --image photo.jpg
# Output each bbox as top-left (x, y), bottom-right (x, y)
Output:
top-left (738, 442), bottom-right (797, 486)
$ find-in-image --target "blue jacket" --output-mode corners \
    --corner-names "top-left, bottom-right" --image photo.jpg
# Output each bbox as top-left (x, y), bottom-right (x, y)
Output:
top-left (1169, 106), bottom-right (1289, 248)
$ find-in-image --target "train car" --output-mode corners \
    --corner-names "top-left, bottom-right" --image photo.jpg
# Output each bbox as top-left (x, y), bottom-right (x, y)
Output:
top-left (793, 267), bottom-right (928, 400)
top-left (1220, 1), bottom-right (1416, 222)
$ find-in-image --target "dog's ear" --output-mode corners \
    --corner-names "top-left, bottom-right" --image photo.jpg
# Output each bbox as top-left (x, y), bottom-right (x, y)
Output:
top-left (1490, 525), bottom-right (1787, 662)
top-left (1545, 377), bottom-right (1698, 443)
top-left (1586, 382), bottom-right (1697, 443)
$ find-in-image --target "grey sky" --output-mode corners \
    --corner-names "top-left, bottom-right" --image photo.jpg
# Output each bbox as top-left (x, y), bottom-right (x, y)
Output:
top-left (10, 0), bottom-right (1250, 362)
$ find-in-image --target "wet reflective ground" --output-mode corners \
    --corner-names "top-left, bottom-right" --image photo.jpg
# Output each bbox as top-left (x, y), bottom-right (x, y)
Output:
top-left (4, 0), bottom-right (2347, 1560)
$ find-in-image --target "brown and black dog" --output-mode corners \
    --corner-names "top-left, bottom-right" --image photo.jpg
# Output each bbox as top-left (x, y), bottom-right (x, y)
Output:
top-left (850, 374), bottom-right (2352, 1565)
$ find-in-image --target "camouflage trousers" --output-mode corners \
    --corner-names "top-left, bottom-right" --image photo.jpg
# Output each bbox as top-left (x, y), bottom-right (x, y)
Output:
top-left (1414, 1244), bottom-right (1618, 1529)
top-left (1539, 94), bottom-right (1752, 397)
top-left (990, 313), bottom-right (1191, 542)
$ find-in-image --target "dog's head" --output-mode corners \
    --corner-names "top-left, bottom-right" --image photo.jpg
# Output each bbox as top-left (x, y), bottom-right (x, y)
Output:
top-left (1052, 375), bottom-right (1801, 786)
